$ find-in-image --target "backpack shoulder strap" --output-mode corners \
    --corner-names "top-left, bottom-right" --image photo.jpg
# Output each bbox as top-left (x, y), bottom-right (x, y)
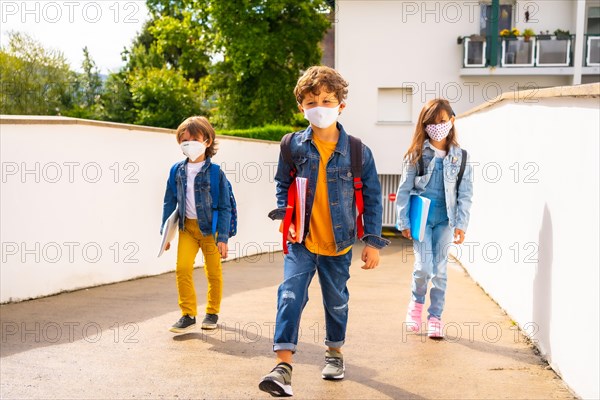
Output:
top-left (209, 164), bottom-right (220, 236)
top-left (349, 135), bottom-right (362, 179)
top-left (457, 149), bottom-right (467, 188)
top-left (280, 133), bottom-right (296, 176)
top-left (417, 154), bottom-right (424, 176)
top-left (348, 135), bottom-right (365, 239)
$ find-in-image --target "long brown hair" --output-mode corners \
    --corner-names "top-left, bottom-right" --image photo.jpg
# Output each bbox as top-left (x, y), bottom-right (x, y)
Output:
top-left (405, 98), bottom-right (459, 164)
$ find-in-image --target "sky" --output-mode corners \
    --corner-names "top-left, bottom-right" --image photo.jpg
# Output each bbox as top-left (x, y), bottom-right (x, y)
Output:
top-left (1, 0), bottom-right (151, 74)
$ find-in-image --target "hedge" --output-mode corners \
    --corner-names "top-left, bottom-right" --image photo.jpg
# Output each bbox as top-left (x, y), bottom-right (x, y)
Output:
top-left (216, 124), bottom-right (302, 142)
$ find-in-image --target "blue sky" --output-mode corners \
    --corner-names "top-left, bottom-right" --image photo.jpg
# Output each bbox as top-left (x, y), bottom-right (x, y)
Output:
top-left (1, 0), bottom-right (150, 74)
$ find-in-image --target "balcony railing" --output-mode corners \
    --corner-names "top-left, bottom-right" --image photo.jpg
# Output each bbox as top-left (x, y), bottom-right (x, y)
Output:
top-left (462, 35), bottom-right (576, 68)
top-left (585, 34), bottom-right (600, 66)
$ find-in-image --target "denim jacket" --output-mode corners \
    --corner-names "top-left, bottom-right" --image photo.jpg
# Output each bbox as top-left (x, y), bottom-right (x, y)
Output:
top-left (396, 140), bottom-right (474, 232)
top-left (161, 157), bottom-right (232, 244)
top-left (269, 123), bottom-right (390, 251)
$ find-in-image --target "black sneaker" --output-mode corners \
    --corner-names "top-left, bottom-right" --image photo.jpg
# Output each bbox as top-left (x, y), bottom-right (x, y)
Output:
top-left (259, 362), bottom-right (293, 397)
top-left (201, 313), bottom-right (219, 330)
top-left (169, 315), bottom-right (196, 333)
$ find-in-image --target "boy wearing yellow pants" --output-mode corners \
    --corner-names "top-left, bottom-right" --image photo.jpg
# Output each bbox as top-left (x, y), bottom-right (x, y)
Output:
top-left (161, 116), bottom-right (232, 333)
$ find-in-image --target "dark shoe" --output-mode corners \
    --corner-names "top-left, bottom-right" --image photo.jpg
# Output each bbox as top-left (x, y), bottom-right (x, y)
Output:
top-left (321, 349), bottom-right (344, 380)
top-left (201, 313), bottom-right (219, 330)
top-left (169, 315), bottom-right (196, 333)
top-left (259, 362), bottom-right (293, 397)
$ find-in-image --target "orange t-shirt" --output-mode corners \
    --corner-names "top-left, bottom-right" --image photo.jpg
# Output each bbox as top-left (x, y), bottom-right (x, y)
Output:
top-left (304, 135), bottom-right (352, 256)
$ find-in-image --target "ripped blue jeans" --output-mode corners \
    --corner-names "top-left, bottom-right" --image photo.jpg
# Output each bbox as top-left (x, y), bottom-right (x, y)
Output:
top-left (273, 243), bottom-right (353, 352)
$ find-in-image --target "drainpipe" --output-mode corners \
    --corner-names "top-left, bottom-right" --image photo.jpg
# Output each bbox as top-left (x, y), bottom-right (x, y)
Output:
top-left (489, 0), bottom-right (500, 67)
top-left (572, 0), bottom-right (586, 85)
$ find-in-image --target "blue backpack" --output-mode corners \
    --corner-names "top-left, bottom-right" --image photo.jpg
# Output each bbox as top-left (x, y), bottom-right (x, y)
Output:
top-left (209, 164), bottom-right (238, 238)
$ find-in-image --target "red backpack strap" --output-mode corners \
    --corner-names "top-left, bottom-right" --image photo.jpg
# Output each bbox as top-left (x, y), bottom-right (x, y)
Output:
top-left (280, 133), bottom-right (297, 254)
top-left (349, 136), bottom-right (364, 239)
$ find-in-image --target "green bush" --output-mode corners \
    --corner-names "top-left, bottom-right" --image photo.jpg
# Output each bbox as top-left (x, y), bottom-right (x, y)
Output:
top-left (217, 124), bottom-right (303, 142)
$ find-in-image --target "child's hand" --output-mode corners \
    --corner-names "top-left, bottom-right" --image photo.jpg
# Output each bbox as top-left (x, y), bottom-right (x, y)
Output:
top-left (361, 246), bottom-right (380, 270)
top-left (287, 223), bottom-right (297, 243)
top-left (165, 242), bottom-right (171, 251)
top-left (454, 229), bottom-right (465, 244)
top-left (218, 242), bottom-right (228, 259)
top-left (401, 229), bottom-right (412, 240)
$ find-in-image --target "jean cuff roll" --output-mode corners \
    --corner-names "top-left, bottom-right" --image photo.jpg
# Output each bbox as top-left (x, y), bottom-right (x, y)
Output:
top-left (324, 339), bottom-right (345, 349)
top-left (273, 343), bottom-right (297, 353)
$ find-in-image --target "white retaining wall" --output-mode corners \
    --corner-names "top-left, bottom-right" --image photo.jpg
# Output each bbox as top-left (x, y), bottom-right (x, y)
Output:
top-left (0, 117), bottom-right (282, 303)
top-left (455, 84), bottom-right (599, 399)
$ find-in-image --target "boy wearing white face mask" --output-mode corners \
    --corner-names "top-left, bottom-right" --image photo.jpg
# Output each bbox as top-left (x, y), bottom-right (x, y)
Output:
top-left (259, 66), bottom-right (389, 397)
top-left (161, 116), bottom-right (232, 333)
top-left (395, 99), bottom-right (474, 338)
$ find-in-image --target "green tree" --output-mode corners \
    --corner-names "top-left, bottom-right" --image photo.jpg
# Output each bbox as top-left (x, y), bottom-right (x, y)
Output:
top-left (110, 5), bottom-right (212, 128)
top-left (63, 47), bottom-right (104, 119)
top-left (98, 70), bottom-right (136, 123)
top-left (210, 0), bottom-right (331, 128)
top-left (129, 66), bottom-right (205, 128)
top-left (0, 32), bottom-right (75, 115)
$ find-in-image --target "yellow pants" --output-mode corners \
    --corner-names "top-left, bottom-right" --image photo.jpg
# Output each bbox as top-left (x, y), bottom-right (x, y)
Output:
top-left (176, 218), bottom-right (223, 316)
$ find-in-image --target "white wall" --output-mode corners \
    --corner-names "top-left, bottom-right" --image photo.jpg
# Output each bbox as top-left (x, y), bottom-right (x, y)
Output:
top-left (514, 0), bottom-right (574, 34)
top-left (0, 117), bottom-right (282, 303)
top-left (455, 91), bottom-right (599, 399)
top-left (335, 0), bottom-right (575, 174)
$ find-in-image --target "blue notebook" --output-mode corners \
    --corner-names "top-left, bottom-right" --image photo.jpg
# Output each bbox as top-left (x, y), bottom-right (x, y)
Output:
top-left (409, 195), bottom-right (431, 242)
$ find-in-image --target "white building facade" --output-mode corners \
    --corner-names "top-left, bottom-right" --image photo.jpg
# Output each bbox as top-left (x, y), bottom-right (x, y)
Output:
top-left (334, 0), bottom-right (599, 225)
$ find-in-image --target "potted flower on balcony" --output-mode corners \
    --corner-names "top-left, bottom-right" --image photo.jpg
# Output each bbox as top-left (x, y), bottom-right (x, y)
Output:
top-left (537, 30), bottom-right (551, 40)
top-left (500, 28), bottom-right (520, 40)
top-left (554, 29), bottom-right (571, 39)
top-left (523, 28), bottom-right (535, 42)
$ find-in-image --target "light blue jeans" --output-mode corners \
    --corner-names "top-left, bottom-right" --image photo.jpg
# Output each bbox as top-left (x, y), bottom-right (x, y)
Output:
top-left (273, 243), bottom-right (353, 353)
top-left (412, 158), bottom-right (453, 320)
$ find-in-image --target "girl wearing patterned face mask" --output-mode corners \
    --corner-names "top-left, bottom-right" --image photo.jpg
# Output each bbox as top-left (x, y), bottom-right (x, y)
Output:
top-left (394, 99), bottom-right (474, 339)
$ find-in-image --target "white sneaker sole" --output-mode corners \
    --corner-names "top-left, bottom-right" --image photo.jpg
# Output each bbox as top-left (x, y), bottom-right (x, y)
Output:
top-left (169, 324), bottom-right (196, 334)
top-left (322, 366), bottom-right (345, 380)
top-left (258, 378), bottom-right (293, 397)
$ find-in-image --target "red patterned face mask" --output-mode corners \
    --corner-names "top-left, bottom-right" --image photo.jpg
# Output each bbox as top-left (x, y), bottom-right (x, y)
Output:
top-left (425, 120), bottom-right (452, 141)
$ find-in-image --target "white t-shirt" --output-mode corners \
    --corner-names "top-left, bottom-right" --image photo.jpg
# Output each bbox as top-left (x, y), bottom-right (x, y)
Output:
top-left (185, 161), bottom-right (205, 219)
top-left (433, 146), bottom-right (447, 159)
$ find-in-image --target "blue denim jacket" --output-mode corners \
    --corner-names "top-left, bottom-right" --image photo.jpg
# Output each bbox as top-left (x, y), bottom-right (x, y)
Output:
top-left (269, 123), bottom-right (390, 251)
top-left (161, 157), bottom-right (232, 244)
top-left (396, 140), bottom-right (474, 232)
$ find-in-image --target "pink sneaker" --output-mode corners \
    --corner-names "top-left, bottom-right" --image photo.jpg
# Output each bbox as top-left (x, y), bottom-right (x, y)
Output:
top-left (405, 301), bottom-right (423, 332)
top-left (427, 317), bottom-right (444, 338)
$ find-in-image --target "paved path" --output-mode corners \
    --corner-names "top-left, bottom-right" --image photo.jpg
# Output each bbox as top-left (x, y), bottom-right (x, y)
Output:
top-left (0, 239), bottom-right (574, 399)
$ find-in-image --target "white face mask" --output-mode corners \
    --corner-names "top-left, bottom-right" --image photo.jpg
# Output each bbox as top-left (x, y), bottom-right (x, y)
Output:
top-left (303, 105), bottom-right (340, 129)
top-left (180, 140), bottom-right (207, 161)
top-left (425, 120), bottom-right (453, 141)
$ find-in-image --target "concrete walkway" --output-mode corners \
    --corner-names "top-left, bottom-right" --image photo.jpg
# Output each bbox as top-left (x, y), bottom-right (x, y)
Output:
top-left (0, 239), bottom-right (574, 399)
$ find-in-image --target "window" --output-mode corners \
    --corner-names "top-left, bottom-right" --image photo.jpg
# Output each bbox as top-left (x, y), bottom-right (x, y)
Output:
top-left (587, 7), bottom-right (600, 34)
top-left (377, 88), bottom-right (412, 123)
